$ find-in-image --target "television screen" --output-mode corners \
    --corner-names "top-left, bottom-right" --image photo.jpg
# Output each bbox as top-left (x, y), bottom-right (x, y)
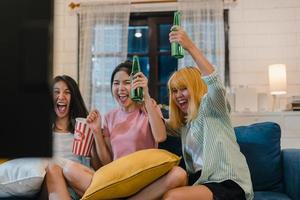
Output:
top-left (0, 0), bottom-right (53, 157)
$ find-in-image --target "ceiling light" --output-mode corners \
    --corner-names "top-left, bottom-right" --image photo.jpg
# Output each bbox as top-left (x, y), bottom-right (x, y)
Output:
top-left (134, 29), bottom-right (142, 38)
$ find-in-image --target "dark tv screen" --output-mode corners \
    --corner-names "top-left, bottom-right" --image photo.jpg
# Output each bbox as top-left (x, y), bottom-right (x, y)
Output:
top-left (0, 0), bottom-right (53, 157)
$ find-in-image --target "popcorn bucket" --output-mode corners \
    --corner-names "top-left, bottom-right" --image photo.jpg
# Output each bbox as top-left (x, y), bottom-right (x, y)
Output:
top-left (72, 118), bottom-right (94, 157)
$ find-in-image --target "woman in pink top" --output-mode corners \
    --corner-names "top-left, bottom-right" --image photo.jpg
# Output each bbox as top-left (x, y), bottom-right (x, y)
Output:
top-left (50, 61), bottom-right (186, 200)
top-left (90, 60), bottom-right (167, 164)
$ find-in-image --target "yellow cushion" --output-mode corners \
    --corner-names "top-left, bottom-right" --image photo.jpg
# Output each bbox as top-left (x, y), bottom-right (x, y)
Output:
top-left (0, 159), bottom-right (8, 164)
top-left (82, 149), bottom-right (180, 200)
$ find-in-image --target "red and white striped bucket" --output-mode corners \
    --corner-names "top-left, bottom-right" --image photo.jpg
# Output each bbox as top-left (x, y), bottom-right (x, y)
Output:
top-left (72, 118), bottom-right (94, 157)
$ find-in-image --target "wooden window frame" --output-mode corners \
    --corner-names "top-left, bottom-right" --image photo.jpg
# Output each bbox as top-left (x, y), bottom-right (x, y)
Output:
top-left (129, 12), bottom-right (173, 101)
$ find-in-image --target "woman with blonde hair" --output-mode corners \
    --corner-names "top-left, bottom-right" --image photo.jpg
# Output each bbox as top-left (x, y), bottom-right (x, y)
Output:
top-left (167, 67), bottom-right (207, 129)
top-left (160, 27), bottom-right (254, 200)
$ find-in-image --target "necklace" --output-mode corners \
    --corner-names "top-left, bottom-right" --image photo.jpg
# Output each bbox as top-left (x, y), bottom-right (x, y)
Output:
top-left (53, 124), bottom-right (69, 133)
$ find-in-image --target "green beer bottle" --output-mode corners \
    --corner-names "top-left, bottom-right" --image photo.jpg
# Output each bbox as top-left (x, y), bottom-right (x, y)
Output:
top-left (171, 11), bottom-right (184, 59)
top-left (130, 55), bottom-right (144, 103)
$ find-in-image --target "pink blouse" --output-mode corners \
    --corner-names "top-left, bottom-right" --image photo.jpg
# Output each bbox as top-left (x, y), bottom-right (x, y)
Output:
top-left (103, 105), bottom-right (162, 160)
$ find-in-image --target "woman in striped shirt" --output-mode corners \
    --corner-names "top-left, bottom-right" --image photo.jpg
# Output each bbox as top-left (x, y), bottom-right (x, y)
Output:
top-left (160, 27), bottom-right (254, 200)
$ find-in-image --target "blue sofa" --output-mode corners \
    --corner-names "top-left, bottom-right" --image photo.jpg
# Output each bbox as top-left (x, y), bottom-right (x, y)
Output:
top-left (2, 122), bottom-right (299, 200)
top-left (159, 122), bottom-right (300, 200)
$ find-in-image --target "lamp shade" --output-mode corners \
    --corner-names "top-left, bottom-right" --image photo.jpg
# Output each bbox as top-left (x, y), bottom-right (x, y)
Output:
top-left (268, 64), bottom-right (287, 95)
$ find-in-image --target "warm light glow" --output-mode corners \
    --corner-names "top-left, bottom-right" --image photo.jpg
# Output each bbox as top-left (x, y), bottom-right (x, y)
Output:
top-left (268, 64), bottom-right (287, 95)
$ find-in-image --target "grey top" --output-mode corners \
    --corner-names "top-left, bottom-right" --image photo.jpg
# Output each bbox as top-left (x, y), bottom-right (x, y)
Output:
top-left (53, 132), bottom-right (90, 167)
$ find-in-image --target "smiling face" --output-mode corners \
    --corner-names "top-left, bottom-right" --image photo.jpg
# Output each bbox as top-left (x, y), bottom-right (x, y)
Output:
top-left (168, 67), bottom-right (207, 129)
top-left (53, 80), bottom-right (71, 119)
top-left (171, 87), bottom-right (190, 114)
top-left (112, 70), bottom-right (136, 111)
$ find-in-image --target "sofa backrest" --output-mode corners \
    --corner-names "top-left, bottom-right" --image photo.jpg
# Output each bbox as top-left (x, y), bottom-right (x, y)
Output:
top-left (234, 122), bottom-right (283, 192)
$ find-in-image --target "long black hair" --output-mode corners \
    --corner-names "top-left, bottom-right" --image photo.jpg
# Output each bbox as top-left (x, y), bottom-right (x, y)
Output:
top-left (52, 75), bottom-right (88, 133)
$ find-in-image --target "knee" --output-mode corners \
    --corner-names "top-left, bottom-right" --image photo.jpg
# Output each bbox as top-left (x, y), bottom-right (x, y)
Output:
top-left (62, 161), bottom-right (77, 180)
top-left (46, 164), bottom-right (63, 177)
top-left (62, 160), bottom-right (90, 183)
top-left (165, 166), bottom-right (187, 189)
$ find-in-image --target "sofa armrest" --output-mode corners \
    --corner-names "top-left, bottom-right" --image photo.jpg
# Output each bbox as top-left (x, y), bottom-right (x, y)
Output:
top-left (282, 149), bottom-right (300, 200)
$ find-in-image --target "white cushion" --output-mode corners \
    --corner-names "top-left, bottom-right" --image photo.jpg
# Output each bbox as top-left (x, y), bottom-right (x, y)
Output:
top-left (0, 158), bottom-right (49, 197)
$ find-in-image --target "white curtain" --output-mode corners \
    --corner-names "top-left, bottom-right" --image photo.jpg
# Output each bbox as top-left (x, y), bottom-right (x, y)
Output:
top-left (78, 0), bottom-right (130, 115)
top-left (178, 0), bottom-right (225, 82)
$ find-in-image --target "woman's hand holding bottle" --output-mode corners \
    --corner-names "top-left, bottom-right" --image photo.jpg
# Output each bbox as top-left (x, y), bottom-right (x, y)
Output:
top-left (169, 26), bottom-right (195, 52)
top-left (131, 72), bottom-right (150, 101)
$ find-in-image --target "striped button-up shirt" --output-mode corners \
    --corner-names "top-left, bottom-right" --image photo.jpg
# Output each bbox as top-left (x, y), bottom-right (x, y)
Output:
top-left (181, 70), bottom-right (254, 200)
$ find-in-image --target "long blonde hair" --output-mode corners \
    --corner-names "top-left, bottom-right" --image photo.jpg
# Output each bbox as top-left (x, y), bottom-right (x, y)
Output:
top-left (168, 67), bottom-right (207, 130)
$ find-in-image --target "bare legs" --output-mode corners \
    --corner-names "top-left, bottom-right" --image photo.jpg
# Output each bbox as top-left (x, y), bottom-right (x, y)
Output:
top-left (128, 166), bottom-right (187, 200)
top-left (63, 161), bottom-right (94, 196)
top-left (45, 161), bottom-right (94, 200)
top-left (163, 185), bottom-right (213, 200)
top-left (45, 164), bottom-right (72, 200)
top-left (44, 162), bottom-right (212, 200)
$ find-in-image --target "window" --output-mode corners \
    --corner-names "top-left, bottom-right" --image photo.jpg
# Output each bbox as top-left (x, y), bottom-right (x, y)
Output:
top-left (127, 12), bottom-right (177, 105)
top-left (85, 10), bottom-right (229, 110)
top-left (90, 24), bottom-right (127, 112)
top-left (127, 11), bottom-right (230, 104)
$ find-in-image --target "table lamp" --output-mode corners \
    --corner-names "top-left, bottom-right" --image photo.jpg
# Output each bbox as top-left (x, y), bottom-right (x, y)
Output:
top-left (268, 64), bottom-right (287, 111)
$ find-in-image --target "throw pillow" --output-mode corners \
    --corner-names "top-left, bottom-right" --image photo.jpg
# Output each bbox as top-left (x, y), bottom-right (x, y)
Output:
top-left (234, 122), bottom-right (283, 192)
top-left (82, 149), bottom-right (180, 200)
top-left (0, 158), bottom-right (49, 197)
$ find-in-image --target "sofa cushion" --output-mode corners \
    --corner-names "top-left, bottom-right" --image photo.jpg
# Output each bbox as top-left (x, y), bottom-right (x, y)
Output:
top-left (282, 149), bottom-right (300, 200)
top-left (81, 149), bottom-right (180, 200)
top-left (254, 191), bottom-right (291, 200)
top-left (234, 122), bottom-right (283, 192)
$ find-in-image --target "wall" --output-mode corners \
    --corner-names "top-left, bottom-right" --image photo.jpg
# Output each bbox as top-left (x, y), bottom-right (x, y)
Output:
top-left (53, 0), bottom-right (78, 79)
top-left (53, 0), bottom-right (300, 107)
top-left (229, 0), bottom-right (300, 109)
